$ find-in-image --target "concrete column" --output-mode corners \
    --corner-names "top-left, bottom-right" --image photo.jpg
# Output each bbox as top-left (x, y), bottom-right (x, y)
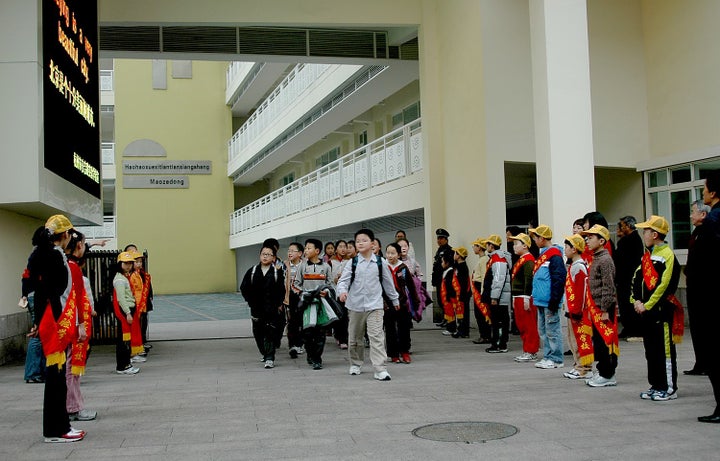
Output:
top-left (529, 0), bottom-right (596, 238)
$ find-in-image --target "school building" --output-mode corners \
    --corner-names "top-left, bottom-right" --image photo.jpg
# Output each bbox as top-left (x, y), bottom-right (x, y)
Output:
top-left (1, 0), bottom-right (719, 362)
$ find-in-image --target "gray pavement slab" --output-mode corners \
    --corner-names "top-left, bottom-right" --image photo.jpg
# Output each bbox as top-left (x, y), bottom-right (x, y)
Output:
top-left (1, 317), bottom-right (719, 460)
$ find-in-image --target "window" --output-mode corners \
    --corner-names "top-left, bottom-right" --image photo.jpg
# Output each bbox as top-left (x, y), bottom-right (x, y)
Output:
top-left (391, 101), bottom-right (421, 128)
top-left (315, 147), bottom-right (339, 168)
top-left (644, 157), bottom-right (720, 249)
top-left (358, 130), bottom-right (368, 147)
top-left (280, 173), bottom-right (294, 188)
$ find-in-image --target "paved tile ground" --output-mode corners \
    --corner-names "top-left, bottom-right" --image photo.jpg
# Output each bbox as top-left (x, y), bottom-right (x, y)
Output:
top-left (1, 295), bottom-right (718, 460)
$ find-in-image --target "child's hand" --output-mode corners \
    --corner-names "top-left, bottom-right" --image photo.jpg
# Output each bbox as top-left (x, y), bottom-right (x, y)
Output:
top-left (339, 293), bottom-right (348, 303)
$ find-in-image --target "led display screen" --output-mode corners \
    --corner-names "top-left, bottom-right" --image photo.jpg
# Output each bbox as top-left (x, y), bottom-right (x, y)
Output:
top-left (42, 0), bottom-right (100, 198)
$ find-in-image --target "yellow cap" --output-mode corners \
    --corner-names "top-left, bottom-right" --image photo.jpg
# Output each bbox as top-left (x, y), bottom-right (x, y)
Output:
top-left (132, 251), bottom-right (144, 259)
top-left (117, 252), bottom-right (136, 263)
top-left (471, 237), bottom-right (485, 247)
top-left (508, 233), bottom-right (531, 248)
top-left (528, 224), bottom-right (552, 240)
top-left (455, 247), bottom-right (468, 259)
top-left (636, 215), bottom-right (670, 235)
top-left (581, 224), bottom-right (610, 241)
top-left (484, 234), bottom-right (502, 248)
top-left (564, 234), bottom-right (586, 253)
top-left (45, 214), bottom-right (74, 234)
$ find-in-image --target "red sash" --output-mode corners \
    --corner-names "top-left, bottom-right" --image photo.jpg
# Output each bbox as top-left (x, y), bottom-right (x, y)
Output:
top-left (451, 272), bottom-right (464, 320)
top-left (564, 263), bottom-right (587, 316)
top-left (511, 253), bottom-right (535, 281)
top-left (138, 272), bottom-right (152, 313)
top-left (533, 247), bottom-right (562, 274)
top-left (38, 276), bottom-right (78, 369)
top-left (668, 294), bottom-right (684, 344)
top-left (586, 259), bottom-right (619, 356)
top-left (68, 261), bottom-right (92, 375)
top-left (128, 272), bottom-right (145, 355)
top-left (440, 270), bottom-right (463, 322)
top-left (471, 282), bottom-right (491, 324)
top-left (565, 263), bottom-right (594, 365)
top-left (641, 251), bottom-right (659, 290)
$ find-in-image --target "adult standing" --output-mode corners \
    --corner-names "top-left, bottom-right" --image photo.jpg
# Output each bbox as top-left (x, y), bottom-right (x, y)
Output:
top-left (696, 171), bottom-right (720, 423)
top-left (683, 200), bottom-right (711, 376)
top-left (432, 228), bottom-right (452, 326)
top-left (614, 216), bottom-right (644, 340)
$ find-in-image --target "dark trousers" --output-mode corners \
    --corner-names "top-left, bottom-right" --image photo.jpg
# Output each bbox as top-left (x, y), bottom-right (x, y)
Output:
top-left (333, 305), bottom-right (349, 345)
top-left (472, 282), bottom-right (491, 339)
top-left (140, 312), bottom-right (149, 345)
top-left (116, 323), bottom-right (131, 371)
top-left (43, 363), bottom-right (70, 437)
top-left (303, 326), bottom-right (326, 365)
top-left (642, 308), bottom-right (677, 393)
top-left (618, 299), bottom-right (642, 337)
top-left (592, 313), bottom-right (618, 379)
top-left (686, 295), bottom-right (710, 373)
top-left (384, 306), bottom-right (411, 357)
top-left (252, 318), bottom-right (277, 361)
top-left (286, 292), bottom-right (304, 349)
top-left (490, 304), bottom-right (509, 349)
top-left (457, 298), bottom-right (470, 336)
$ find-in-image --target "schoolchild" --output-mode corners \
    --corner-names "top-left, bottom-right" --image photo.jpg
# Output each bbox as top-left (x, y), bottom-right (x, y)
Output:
top-left (127, 252), bottom-right (147, 364)
top-left (240, 245), bottom-right (286, 369)
top-left (384, 242), bottom-right (420, 363)
top-left (330, 239), bottom-right (350, 349)
top-left (133, 252), bottom-right (154, 353)
top-left (529, 225), bottom-right (566, 369)
top-left (284, 242), bottom-right (305, 358)
top-left (397, 237), bottom-right (422, 278)
top-left (482, 235), bottom-right (512, 353)
top-left (293, 239), bottom-right (333, 370)
top-left (452, 247), bottom-right (471, 338)
top-left (21, 226), bottom-right (48, 384)
top-left (397, 237), bottom-right (430, 322)
top-left (508, 233), bottom-right (538, 362)
top-left (113, 252), bottom-right (141, 375)
top-left (323, 241), bottom-right (335, 264)
top-left (395, 229), bottom-right (416, 260)
top-left (631, 216), bottom-right (682, 401)
top-left (439, 251), bottom-right (462, 336)
top-left (470, 238), bottom-right (492, 345)
top-left (65, 231), bottom-right (97, 421)
top-left (337, 229), bottom-right (400, 381)
top-left (580, 224), bottom-right (619, 387)
top-left (263, 238), bottom-right (286, 349)
top-left (35, 215), bottom-right (86, 442)
top-left (562, 234), bottom-right (594, 380)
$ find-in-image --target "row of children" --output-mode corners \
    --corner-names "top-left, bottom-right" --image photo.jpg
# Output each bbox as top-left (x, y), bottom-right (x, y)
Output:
top-left (240, 229), bottom-right (428, 381)
top-left (437, 214), bottom-right (684, 401)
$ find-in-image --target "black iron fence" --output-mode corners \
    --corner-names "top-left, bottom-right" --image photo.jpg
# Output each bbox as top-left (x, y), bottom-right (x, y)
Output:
top-left (84, 250), bottom-right (148, 344)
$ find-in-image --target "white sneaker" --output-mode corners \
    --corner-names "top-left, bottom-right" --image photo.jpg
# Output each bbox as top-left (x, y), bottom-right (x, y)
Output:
top-left (349, 365), bottom-right (361, 375)
top-left (116, 366), bottom-right (140, 375)
top-left (514, 352), bottom-right (537, 362)
top-left (130, 355), bottom-right (146, 363)
top-left (374, 371), bottom-right (391, 381)
top-left (441, 330), bottom-right (453, 336)
top-left (587, 374), bottom-right (617, 387)
top-left (264, 360), bottom-right (274, 369)
top-left (535, 359), bottom-right (562, 369)
top-left (563, 369), bottom-right (592, 380)
top-left (297, 347), bottom-right (305, 355)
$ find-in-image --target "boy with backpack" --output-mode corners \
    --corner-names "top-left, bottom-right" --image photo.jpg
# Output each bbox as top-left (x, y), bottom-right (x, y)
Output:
top-left (337, 229), bottom-right (400, 381)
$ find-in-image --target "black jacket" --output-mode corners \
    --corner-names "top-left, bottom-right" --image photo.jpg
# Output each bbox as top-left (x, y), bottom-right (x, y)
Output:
top-left (240, 264), bottom-right (285, 320)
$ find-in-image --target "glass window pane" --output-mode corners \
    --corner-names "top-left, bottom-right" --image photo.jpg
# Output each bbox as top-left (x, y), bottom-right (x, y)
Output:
top-left (670, 190), bottom-right (691, 249)
top-left (648, 170), bottom-right (668, 188)
top-left (670, 166), bottom-right (691, 184)
top-left (694, 159), bottom-right (720, 181)
top-left (649, 191), bottom-right (670, 218)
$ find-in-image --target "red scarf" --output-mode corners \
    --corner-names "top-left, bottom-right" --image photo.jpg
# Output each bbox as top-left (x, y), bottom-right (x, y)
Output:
top-left (511, 253), bottom-right (535, 281)
top-left (128, 272), bottom-right (145, 355)
top-left (440, 269), bottom-right (463, 322)
top-left (565, 262), bottom-right (594, 365)
top-left (641, 250), bottom-right (684, 343)
top-left (38, 266), bottom-right (78, 369)
top-left (533, 247), bottom-right (562, 274)
top-left (471, 282), bottom-right (491, 325)
top-left (68, 261), bottom-right (92, 375)
top-left (586, 258), bottom-right (620, 356)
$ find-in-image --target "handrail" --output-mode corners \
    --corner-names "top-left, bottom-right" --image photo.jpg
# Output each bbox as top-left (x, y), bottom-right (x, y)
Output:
top-left (230, 119), bottom-right (422, 236)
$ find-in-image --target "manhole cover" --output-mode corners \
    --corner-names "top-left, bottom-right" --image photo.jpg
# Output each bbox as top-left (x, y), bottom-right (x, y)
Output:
top-left (412, 421), bottom-right (518, 443)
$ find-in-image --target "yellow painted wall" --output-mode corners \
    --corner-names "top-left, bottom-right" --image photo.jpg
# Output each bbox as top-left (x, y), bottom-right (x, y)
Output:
top-left (641, 0), bottom-right (720, 157)
top-left (0, 210), bottom-right (43, 316)
top-left (114, 60), bottom-right (236, 294)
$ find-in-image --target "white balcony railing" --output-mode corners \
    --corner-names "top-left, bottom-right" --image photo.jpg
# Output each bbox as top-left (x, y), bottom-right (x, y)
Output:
top-left (230, 119), bottom-right (423, 235)
top-left (100, 70), bottom-right (113, 91)
top-left (76, 216), bottom-right (117, 240)
top-left (102, 143), bottom-right (115, 165)
top-left (227, 63), bottom-right (333, 161)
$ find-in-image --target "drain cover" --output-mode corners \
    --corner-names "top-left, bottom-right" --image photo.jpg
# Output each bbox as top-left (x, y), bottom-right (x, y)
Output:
top-left (412, 421), bottom-right (518, 443)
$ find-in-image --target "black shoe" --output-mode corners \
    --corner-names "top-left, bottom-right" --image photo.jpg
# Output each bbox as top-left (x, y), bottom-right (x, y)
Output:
top-left (312, 362), bottom-right (323, 370)
top-left (683, 369), bottom-right (708, 376)
top-left (289, 348), bottom-right (298, 359)
top-left (564, 350), bottom-right (573, 356)
top-left (698, 414), bottom-right (720, 423)
top-left (25, 378), bottom-right (44, 384)
top-left (472, 337), bottom-right (491, 344)
top-left (485, 347), bottom-right (501, 353)
top-left (436, 321), bottom-right (447, 328)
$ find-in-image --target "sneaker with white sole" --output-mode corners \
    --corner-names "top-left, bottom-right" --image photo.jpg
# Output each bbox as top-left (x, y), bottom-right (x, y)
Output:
top-left (116, 366), bottom-right (139, 375)
top-left (374, 371), bottom-right (391, 381)
top-left (68, 409), bottom-right (97, 421)
top-left (535, 359), bottom-right (563, 369)
top-left (563, 369), bottom-right (592, 380)
top-left (130, 355), bottom-right (146, 363)
top-left (651, 390), bottom-right (678, 401)
top-left (587, 374), bottom-right (617, 387)
top-left (640, 388), bottom-right (658, 400)
top-left (264, 360), bottom-right (274, 369)
top-left (349, 365), bottom-right (361, 375)
top-left (44, 428), bottom-right (85, 443)
top-left (297, 347), bottom-right (305, 355)
top-left (441, 330), bottom-right (453, 336)
top-left (514, 352), bottom-right (538, 362)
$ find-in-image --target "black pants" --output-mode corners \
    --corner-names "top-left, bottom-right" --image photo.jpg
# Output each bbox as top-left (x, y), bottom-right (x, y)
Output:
top-left (303, 326), bottom-right (326, 365)
top-left (43, 363), bottom-right (70, 437)
top-left (457, 297), bottom-right (470, 336)
top-left (252, 318), bottom-right (277, 361)
top-left (490, 304), bottom-right (509, 349)
top-left (286, 292), bottom-right (304, 349)
top-left (385, 306), bottom-right (411, 358)
top-left (642, 306), bottom-right (677, 393)
top-left (686, 293), bottom-right (710, 373)
top-left (140, 312), bottom-right (149, 345)
top-left (116, 321), bottom-right (131, 371)
top-left (592, 312), bottom-right (618, 379)
top-left (333, 304), bottom-right (349, 345)
top-left (473, 282), bottom-right (491, 339)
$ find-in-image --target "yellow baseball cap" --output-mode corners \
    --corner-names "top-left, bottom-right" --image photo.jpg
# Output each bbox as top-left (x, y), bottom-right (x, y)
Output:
top-left (455, 247), bottom-right (468, 259)
top-left (484, 234), bottom-right (503, 248)
top-left (45, 214), bottom-right (74, 234)
top-left (528, 224), bottom-right (553, 240)
top-left (636, 215), bottom-right (669, 235)
top-left (508, 233), bottom-right (531, 248)
top-left (471, 237), bottom-right (485, 248)
top-left (564, 234), bottom-right (586, 253)
top-left (581, 224), bottom-right (610, 241)
top-left (117, 252), bottom-right (136, 263)
top-left (132, 251), bottom-right (144, 260)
